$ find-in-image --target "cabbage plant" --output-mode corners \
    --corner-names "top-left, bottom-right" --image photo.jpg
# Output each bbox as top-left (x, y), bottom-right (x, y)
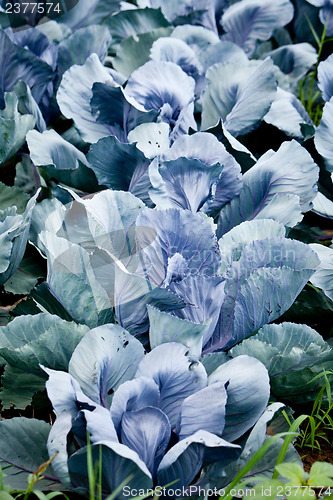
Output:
top-left (43, 324), bottom-right (273, 496)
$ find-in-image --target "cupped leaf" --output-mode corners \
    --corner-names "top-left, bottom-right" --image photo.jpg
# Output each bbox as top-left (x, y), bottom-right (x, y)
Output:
top-left (217, 140), bottom-right (319, 236)
top-left (135, 343), bottom-right (207, 428)
top-left (0, 28), bottom-right (54, 108)
top-left (208, 355), bottom-right (270, 442)
top-left (87, 135), bottom-right (151, 203)
top-left (27, 129), bottom-right (98, 192)
top-left (0, 418), bottom-right (60, 491)
top-left (0, 92), bottom-right (35, 166)
top-left (231, 322), bottom-right (332, 402)
top-left (309, 243), bottom-right (333, 301)
top-left (178, 381), bottom-right (227, 439)
top-left (263, 88), bottom-right (314, 140)
top-left (68, 324), bottom-right (145, 407)
top-left (121, 407), bottom-right (171, 476)
top-left (221, 0), bottom-right (294, 57)
top-left (136, 207), bottom-right (220, 285)
top-left (162, 131), bottom-right (242, 211)
top-left (149, 131), bottom-right (242, 214)
top-left (57, 54), bottom-right (118, 143)
top-left (123, 60), bottom-right (196, 139)
top-left (157, 430), bottom-right (240, 490)
top-left (314, 97), bottom-right (333, 172)
top-left (47, 412), bottom-right (72, 488)
top-left (110, 377), bottom-right (160, 432)
top-left (171, 24), bottom-right (219, 57)
top-left (150, 37), bottom-right (202, 78)
top-left (68, 441), bottom-right (153, 496)
top-left (201, 58), bottom-right (277, 136)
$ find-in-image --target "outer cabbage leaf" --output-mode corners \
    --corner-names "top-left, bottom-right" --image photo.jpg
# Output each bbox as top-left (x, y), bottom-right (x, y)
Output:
top-left (0, 192), bottom-right (38, 286)
top-left (58, 0), bottom-right (120, 30)
top-left (312, 191), bottom-right (333, 219)
top-left (57, 54), bottom-right (118, 143)
top-left (10, 28), bottom-right (58, 68)
top-left (105, 7), bottom-right (169, 49)
top-left (27, 129), bottom-right (98, 192)
top-left (217, 140), bottom-right (319, 237)
top-left (137, 0), bottom-right (208, 22)
top-left (0, 92), bottom-right (35, 166)
top-left (201, 58), bottom-right (277, 136)
top-left (208, 356), bottom-right (270, 442)
top-left (123, 60), bottom-right (196, 140)
top-left (170, 25), bottom-right (219, 58)
top-left (0, 313), bottom-right (88, 409)
top-left (204, 237), bottom-right (320, 352)
top-left (314, 97), bottom-right (333, 172)
top-left (199, 40), bottom-right (248, 73)
top-left (0, 181), bottom-right (30, 214)
top-left (309, 244), bottom-right (333, 301)
top-left (150, 37), bottom-right (202, 80)
top-left (157, 431), bottom-right (240, 491)
top-left (231, 323), bottom-right (333, 402)
top-left (221, 0), bottom-right (294, 57)
top-left (87, 136), bottom-right (151, 203)
top-left (68, 442), bottom-right (153, 496)
top-left (318, 53), bottom-right (333, 101)
top-left (0, 418), bottom-right (61, 491)
top-left (0, 28), bottom-right (54, 108)
top-left (13, 80), bottom-right (46, 132)
top-left (264, 43), bottom-right (317, 90)
top-left (68, 325), bottom-right (145, 407)
top-left (57, 25), bottom-right (111, 78)
top-left (112, 27), bottom-right (173, 79)
top-left (40, 231), bottom-right (114, 328)
top-left (263, 88), bottom-right (314, 140)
